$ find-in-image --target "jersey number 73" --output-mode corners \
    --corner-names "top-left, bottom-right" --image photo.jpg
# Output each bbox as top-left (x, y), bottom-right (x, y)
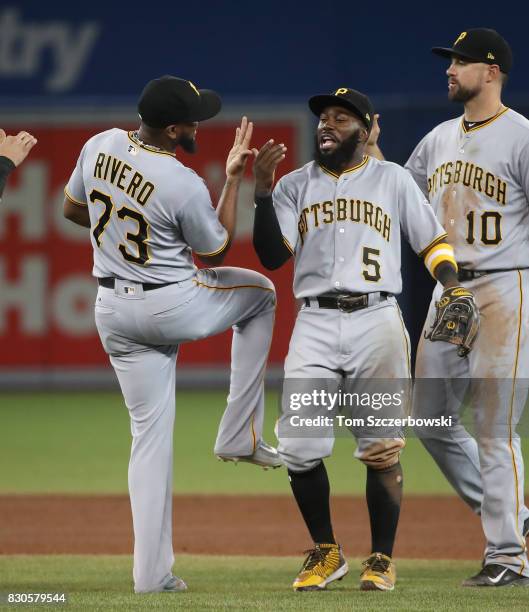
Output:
top-left (89, 189), bottom-right (150, 266)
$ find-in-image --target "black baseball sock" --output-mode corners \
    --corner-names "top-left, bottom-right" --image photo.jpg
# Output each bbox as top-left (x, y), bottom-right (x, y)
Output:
top-left (366, 462), bottom-right (403, 557)
top-left (288, 461), bottom-right (336, 544)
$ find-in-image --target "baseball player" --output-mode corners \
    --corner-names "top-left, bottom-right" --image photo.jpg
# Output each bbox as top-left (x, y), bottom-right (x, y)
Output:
top-left (0, 129), bottom-right (37, 200)
top-left (369, 28), bottom-right (529, 587)
top-left (252, 87), bottom-right (465, 591)
top-left (63, 76), bottom-right (281, 594)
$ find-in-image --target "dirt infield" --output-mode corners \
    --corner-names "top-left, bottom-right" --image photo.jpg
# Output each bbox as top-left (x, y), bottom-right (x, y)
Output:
top-left (0, 494), bottom-right (500, 559)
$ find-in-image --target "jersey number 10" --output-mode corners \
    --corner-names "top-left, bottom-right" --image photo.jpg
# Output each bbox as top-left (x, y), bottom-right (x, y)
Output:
top-left (465, 211), bottom-right (502, 245)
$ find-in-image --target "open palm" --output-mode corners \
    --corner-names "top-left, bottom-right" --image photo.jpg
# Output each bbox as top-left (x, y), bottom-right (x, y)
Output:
top-left (226, 117), bottom-right (254, 179)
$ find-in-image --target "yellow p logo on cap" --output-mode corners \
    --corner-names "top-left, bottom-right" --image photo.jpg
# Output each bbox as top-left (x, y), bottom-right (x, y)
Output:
top-left (454, 31), bottom-right (467, 46)
top-left (188, 81), bottom-right (200, 96)
top-left (335, 88), bottom-right (348, 95)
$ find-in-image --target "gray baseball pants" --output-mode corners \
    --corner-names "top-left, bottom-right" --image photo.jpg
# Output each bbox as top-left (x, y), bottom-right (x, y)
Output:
top-left (94, 266), bottom-right (276, 592)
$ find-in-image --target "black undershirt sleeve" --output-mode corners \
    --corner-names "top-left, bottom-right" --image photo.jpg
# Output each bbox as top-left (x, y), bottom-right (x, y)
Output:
top-left (253, 194), bottom-right (293, 270)
top-left (0, 156), bottom-right (16, 200)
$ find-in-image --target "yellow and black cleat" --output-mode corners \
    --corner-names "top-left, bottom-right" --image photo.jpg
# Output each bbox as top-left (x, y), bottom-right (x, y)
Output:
top-left (360, 552), bottom-right (396, 591)
top-left (293, 543), bottom-right (348, 591)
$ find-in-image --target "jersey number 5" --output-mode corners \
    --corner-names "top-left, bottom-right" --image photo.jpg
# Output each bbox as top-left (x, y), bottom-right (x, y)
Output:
top-left (362, 247), bottom-right (381, 282)
top-left (90, 189), bottom-right (150, 265)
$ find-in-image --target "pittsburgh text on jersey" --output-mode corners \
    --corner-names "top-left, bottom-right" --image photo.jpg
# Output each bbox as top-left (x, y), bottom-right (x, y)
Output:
top-left (427, 160), bottom-right (506, 205)
top-left (297, 198), bottom-right (391, 244)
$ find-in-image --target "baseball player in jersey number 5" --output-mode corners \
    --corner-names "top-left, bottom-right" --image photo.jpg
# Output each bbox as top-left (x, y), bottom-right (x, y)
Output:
top-left (63, 76), bottom-right (281, 594)
top-left (252, 87), bottom-right (477, 592)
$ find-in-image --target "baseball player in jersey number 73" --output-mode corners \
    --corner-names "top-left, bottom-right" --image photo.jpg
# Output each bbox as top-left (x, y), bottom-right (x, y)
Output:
top-left (369, 28), bottom-right (529, 587)
top-left (63, 75), bottom-right (282, 594)
top-left (252, 87), bottom-right (475, 591)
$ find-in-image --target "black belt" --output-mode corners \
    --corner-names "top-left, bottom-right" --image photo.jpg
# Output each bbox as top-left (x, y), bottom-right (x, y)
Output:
top-left (97, 277), bottom-right (173, 291)
top-left (304, 292), bottom-right (391, 313)
top-left (457, 268), bottom-right (525, 282)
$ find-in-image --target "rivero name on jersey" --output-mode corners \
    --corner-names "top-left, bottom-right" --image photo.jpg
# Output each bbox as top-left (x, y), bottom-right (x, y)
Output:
top-left (93, 152), bottom-right (155, 206)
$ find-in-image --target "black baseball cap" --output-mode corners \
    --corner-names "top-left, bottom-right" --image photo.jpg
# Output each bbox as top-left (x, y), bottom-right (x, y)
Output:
top-left (309, 88), bottom-right (374, 131)
top-left (138, 75), bottom-right (222, 128)
top-left (432, 28), bottom-right (512, 74)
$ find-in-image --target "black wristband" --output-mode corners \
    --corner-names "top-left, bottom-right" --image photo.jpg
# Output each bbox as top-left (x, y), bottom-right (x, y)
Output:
top-left (0, 156), bottom-right (16, 199)
top-left (0, 156), bottom-right (15, 172)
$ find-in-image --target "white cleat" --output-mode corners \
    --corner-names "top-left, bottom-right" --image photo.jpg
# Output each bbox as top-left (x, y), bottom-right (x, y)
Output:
top-left (161, 575), bottom-right (188, 592)
top-left (216, 440), bottom-right (284, 469)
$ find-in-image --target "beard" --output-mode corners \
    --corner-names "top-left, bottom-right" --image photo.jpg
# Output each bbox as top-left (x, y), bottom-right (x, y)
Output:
top-left (313, 131), bottom-right (362, 173)
top-left (178, 133), bottom-right (197, 153)
top-left (449, 83), bottom-right (480, 103)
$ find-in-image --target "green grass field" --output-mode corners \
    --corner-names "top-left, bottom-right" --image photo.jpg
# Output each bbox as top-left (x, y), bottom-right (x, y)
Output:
top-left (1, 555), bottom-right (529, 611)
top-left (2, 389), bottom-right (519, 495)
top-left (2, 391), bottom-right (529, 609)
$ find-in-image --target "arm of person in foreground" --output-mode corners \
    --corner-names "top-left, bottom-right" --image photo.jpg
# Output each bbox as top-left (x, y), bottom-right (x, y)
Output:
top-left (0, 129), bottom-right (38, 200)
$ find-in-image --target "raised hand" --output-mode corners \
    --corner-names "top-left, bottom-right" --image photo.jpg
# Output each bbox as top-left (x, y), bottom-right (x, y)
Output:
top-left (366, 114), bottom-right (380, 147)
top-left (226, 117), bottom-right (254, 180)
top-left (252, 140), bottom-right (287, 196)
top-left (0, 130), bottom-right (38, 166)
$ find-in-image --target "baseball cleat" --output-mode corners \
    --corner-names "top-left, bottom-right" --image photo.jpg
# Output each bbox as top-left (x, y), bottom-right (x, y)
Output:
top-left (161, 574), bottom-right (188, 592)
top-left (360, 552), bottom-right (396, 591)
top-left (462, 564), bottom-right (529, 587)
top-left (216, 440), bottom-right (283, 469)
top-left (292, 543), bottom-right (348, 591)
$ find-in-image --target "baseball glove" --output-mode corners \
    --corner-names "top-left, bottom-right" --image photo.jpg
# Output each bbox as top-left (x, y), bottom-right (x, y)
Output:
top-left (425, 286), bottom-right (480, 357)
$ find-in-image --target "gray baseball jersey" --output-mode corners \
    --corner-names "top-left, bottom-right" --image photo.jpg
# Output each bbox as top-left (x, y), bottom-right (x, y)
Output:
top-left (408, 107), bottom-right (529, 576)
top-left (273, 156), bottom-right (448, 297)
top-left (406, 108), bottom-right (529, 269)
top-left (65, 128), bottom-right (228, 283)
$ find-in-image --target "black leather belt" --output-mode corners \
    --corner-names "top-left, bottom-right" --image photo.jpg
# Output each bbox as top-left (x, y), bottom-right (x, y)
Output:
top-left (457, 268), bottom-right (524, 282)
top-left (97, 277), bottom-right (173, 291)
top-left (304, 292), bottom-right (391, 313)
